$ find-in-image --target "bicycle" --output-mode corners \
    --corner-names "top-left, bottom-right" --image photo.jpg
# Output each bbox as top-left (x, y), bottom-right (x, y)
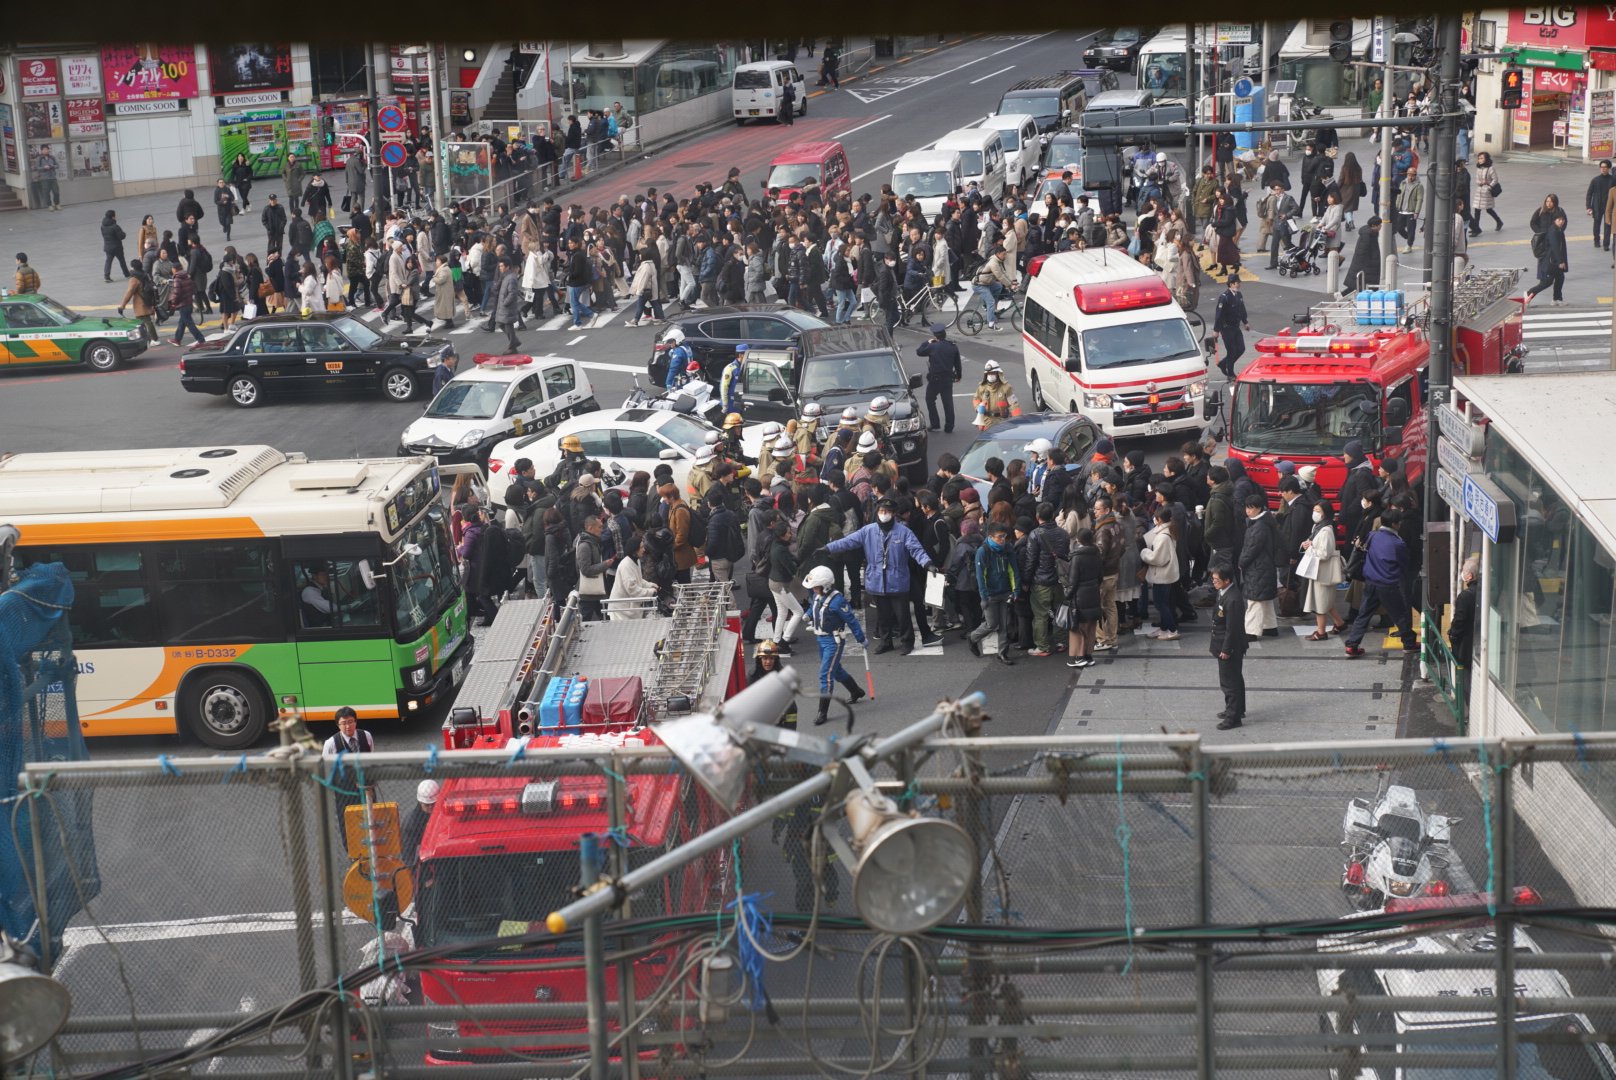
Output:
top-left (956, 287), bottom-right (1025, 336)
top-left (895, 281), bottom-right (956, 329)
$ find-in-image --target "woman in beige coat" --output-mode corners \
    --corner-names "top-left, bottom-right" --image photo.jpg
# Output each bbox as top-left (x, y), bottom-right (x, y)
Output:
top-left (430, 256), bottom-right (457, 327)
top-left (1299, 499), bottom-right (1348, 638)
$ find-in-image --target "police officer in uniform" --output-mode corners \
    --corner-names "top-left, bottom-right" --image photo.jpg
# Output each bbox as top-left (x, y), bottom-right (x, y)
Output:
top-left (916, 322), bottom-right (962, 433)
top-left (719, 344), bottom-right (746, 414)
top-left (802, 565), bottom-right (868, 729)
top-left (1209, 560), bottom-right (1247, 729)
top-left (1212, 276), bottom-right (1250, 379)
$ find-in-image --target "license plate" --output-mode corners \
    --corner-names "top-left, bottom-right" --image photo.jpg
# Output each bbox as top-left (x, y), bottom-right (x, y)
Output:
top-left (749, 109), bottom-right (760, 115)
top-left (1146, 420), bottom-right (1167, 436)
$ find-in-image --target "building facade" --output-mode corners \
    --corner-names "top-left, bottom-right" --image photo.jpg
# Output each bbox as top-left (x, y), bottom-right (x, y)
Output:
top-left (1470, 6), bottom-right (1616, 161)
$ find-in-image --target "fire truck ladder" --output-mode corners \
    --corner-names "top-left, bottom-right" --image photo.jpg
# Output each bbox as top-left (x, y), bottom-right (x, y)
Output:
top-left (642, 580), bottom-right (735, 722)
top-left (1452, 267), bottom-right (1522, 326)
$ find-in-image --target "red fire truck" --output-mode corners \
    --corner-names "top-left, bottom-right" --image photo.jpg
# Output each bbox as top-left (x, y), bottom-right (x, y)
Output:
top-left (1208, 272), bottom-right (1523, 510)
top-left (409, 584), bottom-right (747, 1065)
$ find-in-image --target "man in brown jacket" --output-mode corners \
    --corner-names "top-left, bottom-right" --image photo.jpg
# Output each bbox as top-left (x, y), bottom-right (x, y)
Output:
top-left (661, 483), bottom-right (699, 583)
top-left (1092, 495), bottom-right (1124, 652)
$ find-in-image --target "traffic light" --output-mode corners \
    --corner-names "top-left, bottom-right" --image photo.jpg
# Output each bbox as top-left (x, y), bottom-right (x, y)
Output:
top-left (1328, 21), bottom-right (1354, 63)
top-left (1501, 68), bottom-right (1525, 109)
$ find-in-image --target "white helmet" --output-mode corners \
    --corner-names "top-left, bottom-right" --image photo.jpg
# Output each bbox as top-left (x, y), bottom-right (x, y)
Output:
top-left (663, 327), bottom-right (686, 345)
top-left (983, 359), bottom-right (1003, 375)
top-left (704, 430), bottom-right (721, 446)
top-left (417, 779), bottom-right (441, 806)
top-left (856, 431), bottom-right (880, 454)
top-left (802, 565), bottom-right (836, 591)
top-left (1025, 437), bottom-right (1052, 457)
top-left (801, 402), bottom-right (824, 420)
top-left (840, 406), bottom-right (860, 424)
top-left (866, 395), bottom-right (893, 418)
top-left (694, 445), bottom-right (716, 465)
top-left (772, 434), bottom-right (796, 458)
top-left (1155, 151), bottom-right (1167, 163)
top-left (760, 421), bottom-right (784, 441)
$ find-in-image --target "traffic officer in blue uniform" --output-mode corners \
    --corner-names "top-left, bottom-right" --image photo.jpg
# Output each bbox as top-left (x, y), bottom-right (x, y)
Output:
top-left (1212, 276), bottom-right (1250, 380)
top-left (916, 323), bottom-right (963, 433)
top-left (663, 327), bottom-right (696, 391)
top-left (803, 565), bottom-right (868, 730)
top-left (719, 344), bottom-right (746, 414)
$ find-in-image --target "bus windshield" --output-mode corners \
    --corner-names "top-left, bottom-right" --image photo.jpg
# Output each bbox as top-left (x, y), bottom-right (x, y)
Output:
top-left (1231, 381), bottom-right (1383, 456)
top-left (1139, 54), bottom-right (1187, 93)
top-left (392, 509), bottom-right (459, 641)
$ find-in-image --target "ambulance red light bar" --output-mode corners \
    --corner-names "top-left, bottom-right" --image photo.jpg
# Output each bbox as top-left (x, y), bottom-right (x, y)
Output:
top-left (1073, 278), bottom-right (1173, 314)
top-left (1383, 885), bottom-right (1543, 914)
top-left (1260, 336), bottom-right (1377, 354)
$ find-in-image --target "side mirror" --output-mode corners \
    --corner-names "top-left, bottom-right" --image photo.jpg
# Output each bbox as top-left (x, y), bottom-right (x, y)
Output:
top-left (1064, 358), bottom-right (1082, 373)
top-left (1062, 108), bottom-right (1073, 119)
top-left (1382, 426), bottom-right (1404, 446)
top-left (1203, 389), bottom-right (1222, 422)
top-left (1385, 397), bottom-right (1410, 426)
top-left (767, 386), bottom-right (790, 402)
top-left (358, 560), bottom-right (378, 590)
top-left (658, 447), bottom-right (681, 461)
top-left (908, 373), bottom-right (923, 390)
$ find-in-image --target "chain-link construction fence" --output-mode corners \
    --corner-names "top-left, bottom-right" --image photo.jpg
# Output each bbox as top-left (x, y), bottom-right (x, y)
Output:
top-left (12, 727), bottom-right (1616, 1079)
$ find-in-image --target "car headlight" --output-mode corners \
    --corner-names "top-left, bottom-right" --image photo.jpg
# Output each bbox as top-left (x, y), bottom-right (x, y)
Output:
top-left (889, 415), bottom-right (922, 435)
top-left (456, 428), bottom-right (486, 449)
top-left (1084, 392), bottom-right (1113, 410)
top-left (126, 328), bottom-right (143, 341)
top-left (1188, 381), bottom-right (1207, 397)
top-left (1388, 880), bottom-right (1416, 897)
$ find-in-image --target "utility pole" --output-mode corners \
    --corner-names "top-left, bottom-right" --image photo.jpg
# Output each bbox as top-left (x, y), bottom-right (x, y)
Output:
top-left (426, 45), bottom-right (446, 204)
top-left (1379, 20), bottom-right (1398, 289)
top-left (364, 45), bottom-right (382, 209)
top-left (1425, 15), bottom-right (1462, 567)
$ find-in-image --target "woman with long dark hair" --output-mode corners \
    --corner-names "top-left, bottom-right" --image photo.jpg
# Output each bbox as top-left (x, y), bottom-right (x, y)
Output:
top-left (1066, 528), bottom-right (1104, 668)
top-left (230, 152), bottom-right (255, 210)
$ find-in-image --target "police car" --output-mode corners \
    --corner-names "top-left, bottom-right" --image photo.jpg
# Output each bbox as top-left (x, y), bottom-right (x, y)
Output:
top-left (398, 353), bottom-right (598, 467)
top-left (1316, 889), bottom-right (1616, 1079)
top-left (0, 293), bottom-right (147, 372)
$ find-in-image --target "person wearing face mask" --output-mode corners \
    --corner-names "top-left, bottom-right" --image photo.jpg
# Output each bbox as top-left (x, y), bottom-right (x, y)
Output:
top-left (822, 496), bottom-right (937, 655)
top-left (973, 360), bottom-right (1021, 429)
top-left (1298, 498), bottom-right (1347, 639)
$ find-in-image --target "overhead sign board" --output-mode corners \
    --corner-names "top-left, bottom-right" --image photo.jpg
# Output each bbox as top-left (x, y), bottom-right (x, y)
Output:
top-left (1436, 402), bottom-right (1485, 457)
top-left (1462, 473), bottom-right (1517, 544)
top-left (1215, 23), bottom-right (1254, 44)
top-left (1436, 467), bottom-right (1466, 515)
top-left (1437, 436), bottom-right (1480, 480)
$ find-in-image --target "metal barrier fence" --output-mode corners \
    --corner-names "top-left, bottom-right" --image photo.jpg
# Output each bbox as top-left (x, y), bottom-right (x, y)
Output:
top-left (14, 726), bottom-right (1616, 1078)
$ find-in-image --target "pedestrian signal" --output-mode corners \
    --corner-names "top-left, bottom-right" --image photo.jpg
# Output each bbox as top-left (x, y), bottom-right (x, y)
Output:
top-left (1501, 69), bottom-right (1525, 109)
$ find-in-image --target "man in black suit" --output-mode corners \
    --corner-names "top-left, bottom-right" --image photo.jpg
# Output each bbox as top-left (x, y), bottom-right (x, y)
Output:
top-left (1209, 561), bottom-right (1247, 730)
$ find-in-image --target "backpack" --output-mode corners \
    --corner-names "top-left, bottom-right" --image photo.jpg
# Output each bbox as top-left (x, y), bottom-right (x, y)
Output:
top-left (685, 501), bottom-right (710, 549)
top-left (648, 348), bottom-right (670, 388)
top-left (1530, 229), bottom-right (1549, 259)
top-left (140, 277), bottom-right (158, 307)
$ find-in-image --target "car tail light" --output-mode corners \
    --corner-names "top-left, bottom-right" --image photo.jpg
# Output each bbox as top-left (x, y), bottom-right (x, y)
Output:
top-left (488, 458), bottom-right (504, 474)
top-left (1027, 254), bottom-right (1050, 279)
top-left (1427, 879), bottom-right (1449, 897)
top-left (1345, 862), bottom-right (1365, 885)
top-left (178, 358), bottom-right (185, 373)
top-left (1512, 885), bottom-right (1543, 905)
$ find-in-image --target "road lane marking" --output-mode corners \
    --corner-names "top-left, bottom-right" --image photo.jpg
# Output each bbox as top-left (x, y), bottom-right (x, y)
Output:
top-left (853, 156), bottom-right (903, 182)
top-left (579, 361), bottom-right (649, 374)
top-left (835, 114), bottom-right (893, 138)
top-left (592, 306), bottom-right (626, 329)
top-left (538, 313), bottom-right (570, 331)
top-left (970, 65), bottom-right (1017, 85)
top-left (843, 33), bottom-right (1053, 105)
top-left (566, 334), bottom-right (587, 345)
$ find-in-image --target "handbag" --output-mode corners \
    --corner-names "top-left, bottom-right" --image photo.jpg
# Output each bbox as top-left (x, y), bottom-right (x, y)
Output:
top-left (578, 571), bottom-right (606, 596)
top-left (326, 300), bottom-right (346, 312)
top-left (242, 301), bottom-right (258, 320)
top-left (1296, 547), bottom-right (1321, 580)
top-left (257, 281), bottom-right (273, 298)
top-left (1053, 603), bottom-right (1072, 630)
top-left (1489, 180), bottom-right (1503, 198)
top-left (1277, 584), bottom-right (1302, 618)
top-left (341, 194), bottom-right (352, 213)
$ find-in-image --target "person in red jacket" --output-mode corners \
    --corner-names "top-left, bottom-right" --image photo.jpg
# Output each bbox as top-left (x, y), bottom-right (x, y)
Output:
top-left (169, 267), bottom-right (205, 346)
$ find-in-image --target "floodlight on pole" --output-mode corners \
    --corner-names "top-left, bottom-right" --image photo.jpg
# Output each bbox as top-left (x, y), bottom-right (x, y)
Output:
top-left (0, 932), bottom-right (70, 1063)
top-left (844, 789), bottom-right (976, 935)
top-left (653, 668), bottom-right (803, 813)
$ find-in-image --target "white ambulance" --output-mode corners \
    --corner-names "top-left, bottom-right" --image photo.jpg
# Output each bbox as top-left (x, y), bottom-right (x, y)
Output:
top-left (1019, 251), bottom-right (1209, 438)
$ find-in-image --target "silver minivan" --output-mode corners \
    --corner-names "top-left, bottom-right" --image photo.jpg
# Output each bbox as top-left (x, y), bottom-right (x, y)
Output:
top-left (933, 128), bottom-right (1007, 201)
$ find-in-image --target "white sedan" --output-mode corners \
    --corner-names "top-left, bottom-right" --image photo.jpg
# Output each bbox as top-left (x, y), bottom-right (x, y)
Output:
top-left (485, 407), bottom-right (766, 503)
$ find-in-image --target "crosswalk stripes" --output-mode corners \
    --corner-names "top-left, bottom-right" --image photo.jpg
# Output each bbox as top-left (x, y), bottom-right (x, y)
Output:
top-left (1521, 307), bottom-right (1612, 342)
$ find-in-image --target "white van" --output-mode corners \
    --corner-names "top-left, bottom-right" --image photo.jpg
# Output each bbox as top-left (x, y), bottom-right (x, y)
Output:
top-left (1019, 251), bottom-right (1209, 438)
top-left (971, 113), bottom-right (1040, 189)
top-left (890, 150), bottom-right (963, 219)
top-left (732, 60), bottom-right (805, 124)
top-left (933, 128), bottom-right (1007, 201)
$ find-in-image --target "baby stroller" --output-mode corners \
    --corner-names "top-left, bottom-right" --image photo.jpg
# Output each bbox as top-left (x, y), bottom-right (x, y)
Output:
top-left (1276, 216), bottom-right (1329, 278)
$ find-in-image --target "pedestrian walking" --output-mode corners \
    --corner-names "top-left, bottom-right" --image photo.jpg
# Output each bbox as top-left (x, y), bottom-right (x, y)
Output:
top-left (261, 193), bottom-right (287, 255)
top-left (803, 566), bottom-right (868, 729)
top-left (1395, 166), bottom-right (1423, 252)
top-left (824, 497), bottom-right (936, 654)
top-left (495, 255), bottom-right (523, 351)
top-left (212, 178), bottom-right (238, 242)
top-left (1588, 159), bottom-right (1615, 250)
top-left (1212, 276), bottom-right (1249, 378)
top-left (1472, 153), bottom-right (1502, 233)
top-left (966, 521), bottom-right (1019, 664)
top-left (1208, 561), bottom-right (1247, 729)
top-left (168, 267), bottom-right (205, 346)
top-left (1525, 199), bottom-right (1568, 306)
top-left (100, 210), bottom-right (129, 282)
top-left (344, 148), bottom-right (367, 211)
top-left (1343, 508), bottom-right (1416, 657)
top-left (230, 152), bottom-right (255, 210)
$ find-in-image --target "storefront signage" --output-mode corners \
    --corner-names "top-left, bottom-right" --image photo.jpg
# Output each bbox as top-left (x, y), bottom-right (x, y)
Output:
top-left (1437, 436), bottom-right (1479, 480)
top-left (66, 99), bottom-right (105, 137)
top-left (1512, 47), bottom-right (1590, 71)
top-left (518, 42), bottom-right (544, 54)
top-left (1534, 66), bottom-right (1583, 92)
top-left (0, 105), bottom-right (17, 173)
top-left (62, 55), bottom-right (101, 97)
top-left (209, 45), bottom-right (294, 94)
top-left (1436, 467), bottom-right (1466, 515)
top-left (1436, 402), bottom-right (1484, 456)
top-left (223, 91), bottom-right (283, 108)
top-left (102, 45), bottom-right (199, 103)
top-left (19, 58), bottom-right (60, 98)
top-left (1462, 473), bottom-right (1518, 544)
top-left (112, 98), bottom-right (182, 116)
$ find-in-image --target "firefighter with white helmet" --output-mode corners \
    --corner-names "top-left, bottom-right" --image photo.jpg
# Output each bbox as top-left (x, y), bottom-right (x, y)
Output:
top-left (862, 395), bottom-right (894, 438)
top-left (402, 778), bottom-right (439, 868)
top-left (687, 443), bottom-right (719, 501)
top-left (973, 359), bottom-right (1021, 430)
top-left (754, 421), bottom-right (786, 486)
top-left (803, 564), bottom-right (868, 730)
top-left (835, 405), bottom-right (862, 442)
top-left (791, 401), bottom-right (824, 457)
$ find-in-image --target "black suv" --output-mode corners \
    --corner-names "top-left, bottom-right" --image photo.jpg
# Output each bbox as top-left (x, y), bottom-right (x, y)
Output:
top-left (997, 73), bottom-right (1090, 134)
top-left (1083, 28), bottom-right (1154, 70)
top-left (179, 313), bottom-right (453, 408)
